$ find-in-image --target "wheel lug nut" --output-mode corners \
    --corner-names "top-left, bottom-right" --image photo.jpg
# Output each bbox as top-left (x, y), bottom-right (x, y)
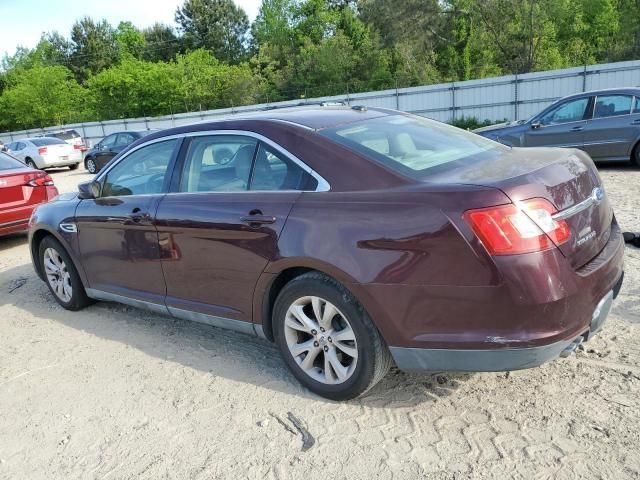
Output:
top-left (320, 327), bottom-right (325, 332)
top-left (323, 346), bottom-right (329, 352)
top-left (328, 337), bottom-right (332, 342)
top-left (311, 329), bottom-right (317, 335)
top-left (314, 341), bottom-right (319, 347)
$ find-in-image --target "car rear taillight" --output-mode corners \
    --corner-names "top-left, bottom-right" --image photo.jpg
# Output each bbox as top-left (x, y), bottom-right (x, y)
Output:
top-left (27, 172), bottom-right (55, 187)
top-left (38, 147), bottom-right (48, 155)
top-left (73, 144), bottom-right (83, 150)
top-left (463, 198), bottom-right (570, 255)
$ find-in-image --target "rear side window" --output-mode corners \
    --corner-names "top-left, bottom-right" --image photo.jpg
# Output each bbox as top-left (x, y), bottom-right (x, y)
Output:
top-left (0, 152), bottom-right (24, 170)
top-left (321, 114), bottom-right (502, 178)
top-left (52, 130), bottom-right (80, 140)
top-left (32, 138), bottom-right (66, 147)
top-left (179, 135), bottom-right (258, 193)
top-left (594, 95), bottom-right (633, 118)
top-left (250, 143), bottom-right (317, 191)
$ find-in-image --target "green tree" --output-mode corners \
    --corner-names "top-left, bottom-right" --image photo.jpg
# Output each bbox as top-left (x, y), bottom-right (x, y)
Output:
top-left (87, 58), bottom-right (181, 119)
top-left (142, 23), bottom-right (182, 62)
top-left (175, 0), bottom-right (249, 63)
top-left (115, 21), bottom-right (146, 60)
top-left (70, 17), bottom-right (118, 82)
top-left (0, 65), bottom-right (88, 130)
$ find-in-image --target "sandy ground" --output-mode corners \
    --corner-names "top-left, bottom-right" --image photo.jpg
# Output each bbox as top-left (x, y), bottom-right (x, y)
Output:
top-left (1, 163), bottom-right (639, 480)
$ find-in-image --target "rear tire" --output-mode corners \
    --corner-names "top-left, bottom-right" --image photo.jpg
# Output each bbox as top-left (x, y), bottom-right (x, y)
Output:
top-left (85, 157), bottom-right (97, 174)
top-left (633, 143), bottom-right (640, 167)
top-left (26, 158), bottom-right (38, 170)
top-left (39, 236), bottom-right (92, 311)
top-left (273, 272), bottom-right (392, 400)
top-left (69, 163), bottom-right (79, 170)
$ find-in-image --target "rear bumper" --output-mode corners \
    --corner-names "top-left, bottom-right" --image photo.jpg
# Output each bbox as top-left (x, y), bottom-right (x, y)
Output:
top-left (390, 278), bottom-right (621, 372)
top-left (40, 153), bottom-right (82, 167)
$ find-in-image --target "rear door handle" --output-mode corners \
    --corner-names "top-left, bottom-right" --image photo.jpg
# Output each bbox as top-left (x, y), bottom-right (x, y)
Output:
top-left (128, 207), bottom-right (150, 223)
top-left (570, 126), bottom-right (584, 132)
top-left (240, 214), bottom-right (276, 225)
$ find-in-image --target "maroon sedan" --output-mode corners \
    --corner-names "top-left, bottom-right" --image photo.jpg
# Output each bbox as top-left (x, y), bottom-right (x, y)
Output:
top-left (1, 152), bottom-right (58, 237)
top-left (28, 107), bottom-right (624, 400)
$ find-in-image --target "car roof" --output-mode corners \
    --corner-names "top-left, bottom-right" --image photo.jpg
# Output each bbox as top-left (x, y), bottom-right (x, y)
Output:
top-left (195, 106), bottom-right (393, 131)
top-left (560, 87), bottom-right (640, 101)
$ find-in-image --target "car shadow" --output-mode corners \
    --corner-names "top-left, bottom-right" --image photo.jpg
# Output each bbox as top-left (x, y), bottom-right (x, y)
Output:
top-left (0, 232), bottom-right (28, 250)
top-left (0, 261), bottom-right (473, 408)
top-left (595, 161), bottom-right (640, 171)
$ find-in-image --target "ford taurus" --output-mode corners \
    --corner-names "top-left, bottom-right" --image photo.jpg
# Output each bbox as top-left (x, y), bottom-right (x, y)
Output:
top-left (28, 106), bottom-right (625, 400)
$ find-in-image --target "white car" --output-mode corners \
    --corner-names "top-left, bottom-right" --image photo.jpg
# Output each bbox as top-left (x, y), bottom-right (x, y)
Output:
top-left (4, 137), bottom-right (82, 170)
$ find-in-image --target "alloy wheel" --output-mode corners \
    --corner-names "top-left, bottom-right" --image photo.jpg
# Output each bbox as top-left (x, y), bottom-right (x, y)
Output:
top-left (86, 158), bottom-right (96, 173)
top-left (284, 296), bottom-right (358, 385)
top-left (43, 247), bottom-right (73, 303)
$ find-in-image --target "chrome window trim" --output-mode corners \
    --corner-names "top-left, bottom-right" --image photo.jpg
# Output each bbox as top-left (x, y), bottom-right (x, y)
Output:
top-left (96, 129), bottom-right (330, 193)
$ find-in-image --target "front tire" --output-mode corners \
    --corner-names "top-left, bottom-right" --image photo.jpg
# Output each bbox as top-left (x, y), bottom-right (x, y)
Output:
top-left (273, 272), bottom-right (392, 400)
top-left (85, 157), bottom-right (97, 174)
top-left (39, 236), bottom-right (92, 311)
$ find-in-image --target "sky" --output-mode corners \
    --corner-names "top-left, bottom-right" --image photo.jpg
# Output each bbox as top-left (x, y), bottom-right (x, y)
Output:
top-left (0, 0), bottom-right (262, 58)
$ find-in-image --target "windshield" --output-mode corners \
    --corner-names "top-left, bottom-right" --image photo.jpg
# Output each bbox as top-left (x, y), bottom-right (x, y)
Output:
top-left (321, 114), bottom-right (504, 178)
top-left (0, 152), bottom-right (25, 170)
top-left (32, 138), bottom-right (67, 147)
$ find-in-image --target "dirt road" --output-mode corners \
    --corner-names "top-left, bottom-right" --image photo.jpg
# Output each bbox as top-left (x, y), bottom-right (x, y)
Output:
top-left (1, 165), bottom-right (639, 479)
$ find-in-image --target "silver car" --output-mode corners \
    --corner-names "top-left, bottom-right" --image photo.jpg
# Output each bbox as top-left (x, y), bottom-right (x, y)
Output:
top-left (475, 87), bottom-right (640, 166)
top-left (5, 137), bottom-right (82, 170)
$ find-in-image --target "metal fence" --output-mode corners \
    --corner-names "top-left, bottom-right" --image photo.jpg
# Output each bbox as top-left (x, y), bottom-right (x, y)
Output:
top-left (2, 59), bottom-right (640, 146)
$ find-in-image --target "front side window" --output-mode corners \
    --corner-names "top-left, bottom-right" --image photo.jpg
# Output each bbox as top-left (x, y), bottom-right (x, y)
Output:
top-left (101, 139), bottom-right (177, 197)
top-left (593, 95), bottom-right (633, 118)
top-left (116, 133), bottom-right (136, 146)
top-left (250, 143), bottom-right (317, 191)
top-left (179, 135), bottom-right (257, 193)
top-left (322, 114), bottom-right (502, 178)
top-left (540, 98), bottom-right (589, 125)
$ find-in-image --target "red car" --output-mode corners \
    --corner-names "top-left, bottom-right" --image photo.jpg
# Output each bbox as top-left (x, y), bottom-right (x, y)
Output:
top-left (28, 107), bottom-right (624, 400)
top-left (1, 152), bottom-right (58, 236)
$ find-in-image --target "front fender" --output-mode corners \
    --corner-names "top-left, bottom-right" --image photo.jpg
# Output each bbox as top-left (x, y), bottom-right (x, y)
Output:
top-left (28, 196), bottom-right (88, 287)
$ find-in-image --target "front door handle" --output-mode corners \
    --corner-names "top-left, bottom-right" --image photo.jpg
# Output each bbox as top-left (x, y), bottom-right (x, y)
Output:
top-left (240, 214), bottom-right (276, 226)
top-left (631, 119), bottom-right (640, 125)
top-left (570, 126), bottom-right (584, 132)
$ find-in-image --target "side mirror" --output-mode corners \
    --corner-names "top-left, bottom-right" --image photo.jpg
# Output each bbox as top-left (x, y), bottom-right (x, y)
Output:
top-left (531, 121), bottom-right (543, 130)
top-left (78, 180), bottom-right (101, 199)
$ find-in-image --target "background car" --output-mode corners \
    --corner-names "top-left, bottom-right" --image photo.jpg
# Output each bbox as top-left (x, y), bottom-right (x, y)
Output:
top-left (5, 137), bottom-right (82, 170)
top-left (474, 87), bottom-right (640, 165)
top-left (39, 129), bottom-right (88, 153)
top-left (0, 151), bottom-right (58, 236)
top-left (28, 106), bottom-right (623, 400)
top-left (84, 130), bottom-right (156, 174)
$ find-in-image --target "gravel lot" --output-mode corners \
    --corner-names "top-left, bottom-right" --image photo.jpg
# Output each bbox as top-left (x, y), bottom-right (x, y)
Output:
top-left (1, 163), bottom-right (639, 479)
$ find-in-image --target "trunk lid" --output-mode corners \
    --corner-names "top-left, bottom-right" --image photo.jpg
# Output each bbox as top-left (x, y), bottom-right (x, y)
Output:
top-left (427, 147), bottom-right (611, 269)
top-left (0, 168), bottom-right (47, 212)
top-left (43, 142), bottom-right (74, 159)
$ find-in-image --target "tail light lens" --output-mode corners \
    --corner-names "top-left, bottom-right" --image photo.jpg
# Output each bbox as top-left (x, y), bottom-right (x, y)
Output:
top-left (27, 172), bottom-right (55, 187)
top-left (38, 147), bottom-right (48, 155)
top-left (74, 144), bottom-right (83, 150)
top-left (464, 198), bottom-right (570, 255)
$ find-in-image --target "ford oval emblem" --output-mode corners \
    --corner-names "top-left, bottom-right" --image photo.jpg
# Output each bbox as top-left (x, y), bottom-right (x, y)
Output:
top-left (592, 187), bottom-right (605, 203)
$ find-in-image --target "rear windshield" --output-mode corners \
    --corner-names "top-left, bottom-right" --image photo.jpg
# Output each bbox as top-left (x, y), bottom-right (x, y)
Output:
top-left (0, 152), bottom-right (25, 170)
top-left (321, 114), bottom-right (504, 178)
top-left (52, 130), bottom-right (80, 140)
top-left (32, 138), bottom-right (67, 146)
